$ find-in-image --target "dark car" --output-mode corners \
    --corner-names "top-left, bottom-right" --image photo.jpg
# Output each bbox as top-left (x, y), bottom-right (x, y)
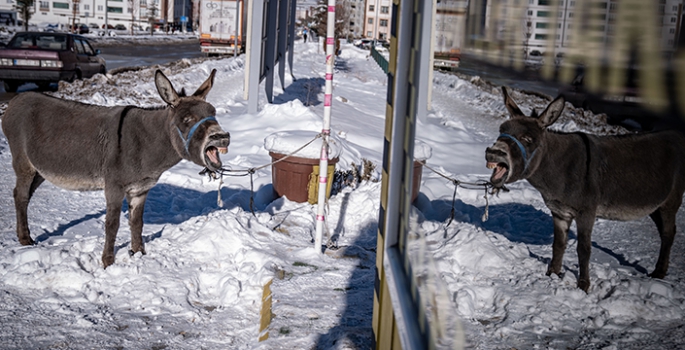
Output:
top-left (75, 23), bottom-right (90, 34)
top-left (0, 32), bottom-right (106, 92)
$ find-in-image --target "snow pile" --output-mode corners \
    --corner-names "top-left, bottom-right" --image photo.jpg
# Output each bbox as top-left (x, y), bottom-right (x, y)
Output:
top-left (0, 39), bottom-right (683, 349)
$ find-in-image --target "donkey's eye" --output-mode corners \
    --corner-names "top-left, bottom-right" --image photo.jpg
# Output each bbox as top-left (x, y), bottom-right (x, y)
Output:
top-left (521, 135), bottom-right (533, 144)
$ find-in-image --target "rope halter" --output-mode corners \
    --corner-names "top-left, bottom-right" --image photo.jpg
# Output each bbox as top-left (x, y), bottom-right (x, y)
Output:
top-left (176, 116), bottom-right (217, 154)
top-left (498, 133), bottom-right (537, 174)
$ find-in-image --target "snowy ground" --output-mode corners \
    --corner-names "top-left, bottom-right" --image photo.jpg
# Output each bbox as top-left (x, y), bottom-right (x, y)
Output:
top-left (0, 38), bottom-right (684, 349)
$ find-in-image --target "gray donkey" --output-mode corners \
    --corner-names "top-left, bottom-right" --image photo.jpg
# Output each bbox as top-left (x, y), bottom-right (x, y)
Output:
top-left (2, 69), bottom-right (230, 268)
top-left (485, 87), bottom-right (685, 292)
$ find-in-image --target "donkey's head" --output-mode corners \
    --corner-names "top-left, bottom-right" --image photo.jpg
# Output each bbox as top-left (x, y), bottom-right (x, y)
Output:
top-left (485, 87), bottom-right (565, 189)
top-left (155, 69), bottom-right (230, 172)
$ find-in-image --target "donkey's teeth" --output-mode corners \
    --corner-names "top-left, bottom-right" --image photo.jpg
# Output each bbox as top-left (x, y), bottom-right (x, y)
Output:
top-left (219, 147), bottom-right (228, 154)
top-left (487, 162), bottom-right (497, 169)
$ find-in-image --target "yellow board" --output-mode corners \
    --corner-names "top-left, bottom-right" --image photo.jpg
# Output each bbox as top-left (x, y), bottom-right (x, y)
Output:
top-left (307, 164), bottom-right (336, 205)
top-left (258, 279), bottom-right (273, 342)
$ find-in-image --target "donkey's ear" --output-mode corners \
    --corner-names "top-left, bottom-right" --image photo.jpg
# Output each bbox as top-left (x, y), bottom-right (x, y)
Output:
top-left (155, 69), bottom-right (180, 106)
top-left (502, 86), bottom-right (524, 118)
top-left (193, 69), bottom-right (217, 100)
top-left (537, 95), bottom-right (565, 127)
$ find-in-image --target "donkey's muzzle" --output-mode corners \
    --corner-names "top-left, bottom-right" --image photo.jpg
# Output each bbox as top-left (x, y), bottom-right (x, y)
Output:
top-left (204, 132), bottom-right (231, 171)
top-left (485, 144), bottom-right (510, 188)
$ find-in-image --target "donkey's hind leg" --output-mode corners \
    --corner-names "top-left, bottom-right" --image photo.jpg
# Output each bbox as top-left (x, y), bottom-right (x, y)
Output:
top-left (12, 168), bottom-right (45, 246)
top-left (648, 195), bottom-right (682, 279)
top-left (126, 191), bottom-right (149, 256)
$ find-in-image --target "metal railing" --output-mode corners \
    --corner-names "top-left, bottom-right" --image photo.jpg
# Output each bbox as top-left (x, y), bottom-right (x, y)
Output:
top-left (370, 44), bottom-right (389, 74)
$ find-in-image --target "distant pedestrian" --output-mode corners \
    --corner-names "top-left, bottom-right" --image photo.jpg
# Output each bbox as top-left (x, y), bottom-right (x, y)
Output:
top-left (303, 28), bottom-right (308, 43)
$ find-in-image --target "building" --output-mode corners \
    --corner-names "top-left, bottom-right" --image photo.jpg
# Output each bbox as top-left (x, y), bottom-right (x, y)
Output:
top-left (345, 0), bottom-right (364, 39)
top-left (0, 0), bottom-right (178, 31)
top-left (521, 0), bottom-right (684, 55)
top-left (363, 0), bottom-right (391, 40)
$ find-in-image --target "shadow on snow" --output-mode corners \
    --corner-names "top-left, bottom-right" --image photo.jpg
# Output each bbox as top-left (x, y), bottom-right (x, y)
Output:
top-left (35, 183), bottom-right (278, 244)
top-left (415, 194), bottom-right (650, 274)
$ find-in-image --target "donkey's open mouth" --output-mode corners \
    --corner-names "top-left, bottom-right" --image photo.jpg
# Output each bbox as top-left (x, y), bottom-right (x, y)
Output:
top-left (204, 132), bottom-right (230, 171)
top-left (485, 148), bottom-right (509, 188)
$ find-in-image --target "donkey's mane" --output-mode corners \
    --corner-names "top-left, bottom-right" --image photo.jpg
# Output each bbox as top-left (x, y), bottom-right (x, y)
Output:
top-left (39, 92), bottom-right (167, 111)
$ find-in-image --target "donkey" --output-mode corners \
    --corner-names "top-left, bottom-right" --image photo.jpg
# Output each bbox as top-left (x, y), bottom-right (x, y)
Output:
top-left (485, 87), bottom-right (685, 292)
top-left (2, 69), bottom-right (230, 268)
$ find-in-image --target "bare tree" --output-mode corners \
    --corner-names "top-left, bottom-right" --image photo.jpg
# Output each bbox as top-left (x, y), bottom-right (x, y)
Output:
top-left (14, 0), bottom-right (34, 31)
top-left (71, 0), bottom-right (80, 33)
top-left (308, 0), bottom-right (350, 38)
top-left (148, 0), bottom-right (158, 35)
top-left (128, 0), bottom-right (134, 34)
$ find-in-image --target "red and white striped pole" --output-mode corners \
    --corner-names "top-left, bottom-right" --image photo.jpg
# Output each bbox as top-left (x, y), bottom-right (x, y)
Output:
top-left (315, 0), bottom-right (336, 253)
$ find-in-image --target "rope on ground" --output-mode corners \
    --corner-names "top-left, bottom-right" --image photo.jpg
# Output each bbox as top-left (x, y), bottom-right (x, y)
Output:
top-left (200, 133), bottom-right (325, 216)
top-left (421, 161), bottom-right (501, 227)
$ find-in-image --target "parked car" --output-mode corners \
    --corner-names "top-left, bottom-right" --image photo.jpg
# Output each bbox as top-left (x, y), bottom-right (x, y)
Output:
top-left (0, 32), bottom-right (106, 92)
top-left (355, 38), bottom-right (373, 49)
top-left (69, 23), bottom-right (89, 34)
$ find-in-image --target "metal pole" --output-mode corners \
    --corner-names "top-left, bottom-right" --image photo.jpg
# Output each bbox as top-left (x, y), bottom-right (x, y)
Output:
top-left (105, 0), bottom-right (109, 35)
top-left (314, 0), bottom-right (336, 253)
top-left (234, 0), bottom-right (240, 57)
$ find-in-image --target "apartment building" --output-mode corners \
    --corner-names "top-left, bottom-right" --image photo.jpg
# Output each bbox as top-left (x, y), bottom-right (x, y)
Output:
top-left (345, 0), bottom-right (364, 38)
top-left (523, 0), bottom-right (684, 55)
top-left (0, 0), bottom-right (183, 30)
top-left (363, 0), bottom-right (391, 40)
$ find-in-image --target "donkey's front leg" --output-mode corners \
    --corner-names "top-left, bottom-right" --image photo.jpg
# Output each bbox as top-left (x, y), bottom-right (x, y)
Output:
top-left (547, 213), bottom-right (572, 277)
top-left (126, 191), bottom-right (149, 256)
top-left (575, 211), bottom-right (596, 292)
top-left (103, 186), bottom-right (125, 268)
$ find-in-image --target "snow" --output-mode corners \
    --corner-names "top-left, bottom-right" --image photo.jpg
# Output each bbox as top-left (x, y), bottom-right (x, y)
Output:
top-left (0, 37), bottom-right (684, 349)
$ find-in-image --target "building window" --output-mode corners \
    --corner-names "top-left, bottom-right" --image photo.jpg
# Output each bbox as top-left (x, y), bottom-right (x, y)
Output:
top-left (39, 0), bottom-right (48, 8)
top-left (534, 33), bottom-right (549, 40)
top-left (536, 22), bottom-right (549, 28)
top-left (670, 28), bottom-right (676, 34)
top-left (380, 19), bottom-right (388, 27)
top-left (367, 31), bottom-right (372, 37)
top-left (97, 5), bottom-right (103, 11)
top-left (83, 4), bottom-right (89, 10)
top-left (672, 17), bottom-right (677, 23)
top-left (570, 1), bottom-right (575, 6)
top-left (53, 2), bottom-right (69, 9)
top-left (381, 6), bottom-right (389, 14)
top-left (107, 6), bottom-right (122, 13)
top-left (568, 12), bottom-right (574, 18)
top-left (537, 11), bottom-right (551, 17)
top-left (369, 5), bottom-right (374, 11)
top-left (368, 18), bottom-right (373, 24)
top-left (538, 0), bottom-right (551, 5)
top-left (527, 10), bottom-right (533, 16)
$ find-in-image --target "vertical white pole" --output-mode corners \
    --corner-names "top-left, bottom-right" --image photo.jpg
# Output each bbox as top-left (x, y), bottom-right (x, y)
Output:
top-left (314, 0), bottom-right (336, 253)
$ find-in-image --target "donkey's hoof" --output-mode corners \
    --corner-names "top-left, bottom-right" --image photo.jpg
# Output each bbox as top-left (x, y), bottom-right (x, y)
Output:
top-left (128, 248), bottom-right (147, 257)
top-left (18, 237), bottom-right (35, 246)
top-left (546, 265), bottom-right (562, 277)
top-left (648, 271), bottom-right (666, 279)
top-left (577, 279), bottom-right (590, 293)
top-left (102, 255), bottom-right (115, 268)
